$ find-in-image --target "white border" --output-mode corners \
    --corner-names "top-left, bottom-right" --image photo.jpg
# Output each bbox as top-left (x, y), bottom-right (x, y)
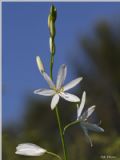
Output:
top-left (1, 0), bottom-right (120, 159)
top-left (1, 0), bottom-right (120, 2)
top-left (0, 1), bottom-right (2, 160)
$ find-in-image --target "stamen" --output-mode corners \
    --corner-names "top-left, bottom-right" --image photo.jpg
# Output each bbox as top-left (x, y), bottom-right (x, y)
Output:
top-left (53, 86), bottom-right (64, 94)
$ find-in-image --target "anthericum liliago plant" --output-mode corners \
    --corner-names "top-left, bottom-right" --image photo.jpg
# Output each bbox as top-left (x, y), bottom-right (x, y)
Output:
top-left (15, 5), bottom-right (104, 160)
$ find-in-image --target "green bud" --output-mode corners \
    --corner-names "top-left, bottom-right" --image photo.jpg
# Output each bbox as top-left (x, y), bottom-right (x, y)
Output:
top-left (50, 21), bottom-right (56, 38)
top-left (50, 5), bottom-right (57, 22)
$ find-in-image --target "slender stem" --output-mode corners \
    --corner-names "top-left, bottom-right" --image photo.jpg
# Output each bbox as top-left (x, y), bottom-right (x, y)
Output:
top-left (50, 55), bottom-right (54, 79)
top-left (63, 120), bottom-right (80, 135)
top-left (49, 5), bottom-right (68, 159)
top-left (47, 151), bottom-right (63, 160)
top-left (55, 107), bottom-right (68, 160)
top-left (50, 54), bottom-right (68, 160)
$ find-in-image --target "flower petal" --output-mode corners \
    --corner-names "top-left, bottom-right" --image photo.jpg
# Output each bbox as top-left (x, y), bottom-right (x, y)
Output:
top-left (34, 89), bottom-right (55, 96)
top-left (56, 64), bottom-right (67, 89)
top-left (51, 94), bottom-right (60, 110)
top-left (64, 77), bottom-right (83, 91)
top-left (60, 92), bottom-right (80, 102)
top-left (15, 143), bottom-right (46, 156)
top-left (77, 91), bottom-right (86, 119)
top-left (42, 72), bottom-right (55, 89)
top-left (82, 122), bottom-right (104, 132)
top-left (81, 105), bottom-right (96, 120)
top-left (81, 125), bottom-right (93, 147)
top-left (16, 143), bottom-right (40, 150)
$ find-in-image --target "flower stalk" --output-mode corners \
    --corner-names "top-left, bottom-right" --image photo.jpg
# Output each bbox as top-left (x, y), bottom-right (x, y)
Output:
top-left (47, 151), bottom-right (63, 160)
top-left (48, 5), bottom-right (68, 160)
top-left (55, 107), bottom-right (68, 160)
top-left (63, 120), bottom-right (80, 135)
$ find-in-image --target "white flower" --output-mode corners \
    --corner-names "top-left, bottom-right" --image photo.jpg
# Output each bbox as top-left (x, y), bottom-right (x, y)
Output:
top-left (34, 63), bottom-right (82, 110)
top-left (77, 91), bottom-right (104, 147)
top-left (15, 143), bottom-right (46, 156)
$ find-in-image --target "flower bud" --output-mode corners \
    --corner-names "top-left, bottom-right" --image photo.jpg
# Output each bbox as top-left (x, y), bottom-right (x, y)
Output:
top-left (49, 37), bottom-right (52, 53)
top-left (36, 56), bottom-right (45, 73)
top-left (50, 21), bottom-right (56, 38)
top-left (15, 143), bottom-right (46, 156)
top-left (50, 5), bottom-right (57, 22)
top-left (48, 14), bottom-right (51, 29)
top-left (49, 37), bottom-right (55, 54)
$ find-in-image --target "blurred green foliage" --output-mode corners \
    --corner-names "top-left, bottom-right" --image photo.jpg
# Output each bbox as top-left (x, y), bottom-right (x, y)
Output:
top-left (3, 22), bottom-right (120, 160)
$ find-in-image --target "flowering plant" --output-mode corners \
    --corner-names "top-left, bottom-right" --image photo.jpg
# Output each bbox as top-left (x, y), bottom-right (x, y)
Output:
top-left (15, 5), bottom-right (104, 160)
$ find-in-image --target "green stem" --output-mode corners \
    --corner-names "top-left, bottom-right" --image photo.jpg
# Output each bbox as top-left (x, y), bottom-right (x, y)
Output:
top-left (50, 54), bottom-right (68, 160)
top-left (49, 5), bottom-right (68, 159)
top-left (50, 54), bottom-right (54, 79)
top-left (55, 107), bottom-right (68, 160)
top-left (63, 120), bottom-right (80, 135)
top-left (47, 151), bottom-right (63, 160)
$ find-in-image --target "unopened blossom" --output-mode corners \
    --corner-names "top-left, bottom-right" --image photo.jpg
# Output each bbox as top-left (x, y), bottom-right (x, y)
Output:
top-left (77, 91), bottom-right (104, 147)
top-left (36, 56), bottom-right (45, 73)
top-left (15, 143), bottom-right (46, 156)
top-left (34, 60), bottom-right (82, 110)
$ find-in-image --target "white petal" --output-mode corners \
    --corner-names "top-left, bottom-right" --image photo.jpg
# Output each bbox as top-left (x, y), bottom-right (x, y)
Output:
top-left (81, 125), bottom-right (93, 147)
top-left (16, 143), bottom-right (46, 156)
top-left (42, 72), bottom-right (55, 89)
top-left (81, 105), bottom-right (96, 120)
top-left (64, 77), bottom-right (83, 91)
top-left (82, 122), bottom-right (104, 132)
top-left (51, 94), bottom-right (60, 110)
top-left (34, 89), bottom-right (55, 96)
top-left (77, 91), bottom-right (86, 119)
top-left (60, 92), bottom-right (80, 102)
top-left (56, 64), bottom-right (67, 89)
top-left (36, 56), bottom-right (45, 73)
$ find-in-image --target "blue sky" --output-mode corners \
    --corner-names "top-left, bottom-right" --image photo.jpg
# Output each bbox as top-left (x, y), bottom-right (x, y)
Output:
top-left (2, 2), bottom-right (120, 126)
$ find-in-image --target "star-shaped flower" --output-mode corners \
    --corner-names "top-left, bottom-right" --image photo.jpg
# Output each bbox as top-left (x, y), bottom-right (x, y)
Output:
top-left (15, 143), bottom-right (46, 156)
top-left (34, 56), bottom-right (82, 110)
top-left (77, 91), bottom-right (104, 147)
